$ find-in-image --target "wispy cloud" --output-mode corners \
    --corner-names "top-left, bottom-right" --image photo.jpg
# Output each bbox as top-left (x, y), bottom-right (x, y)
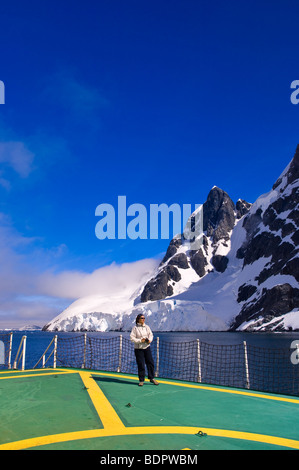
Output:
top-left (0, 214), bottom-right (158, 328)
top-left (36, 259), bottom-right (158, 301)
top-left (0, 141), bottom-right (35, 189)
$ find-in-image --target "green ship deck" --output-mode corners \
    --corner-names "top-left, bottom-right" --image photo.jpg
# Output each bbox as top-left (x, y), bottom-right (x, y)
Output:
top-left (1, 367), bottom-right (299, 450)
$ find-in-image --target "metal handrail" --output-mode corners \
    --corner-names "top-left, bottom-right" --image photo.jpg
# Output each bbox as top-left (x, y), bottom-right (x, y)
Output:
top-left (13, 335), bottom-right (27, 371)
top-left (8, 332), bottom-right (13, 369)
top-left (33, 335), bottom-right (57, 369)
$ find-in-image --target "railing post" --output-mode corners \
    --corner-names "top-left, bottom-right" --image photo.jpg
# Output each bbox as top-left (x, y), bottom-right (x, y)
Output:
top-left (8, 332), bottom-right (13, 369)
top-left (21, 336), bottom-right (27, 371)
top-left (243, 341), bottom-right (250, 389)
top-left (117, 335), bottom-right (122, 373)
top-left (33, 335), bottom-right (57, 369)
top-left (82, 333), bottom-right (87, 369)
top-left (13, 335), bottom-right (26, 370)
top-left (197, 339), bottom-right (202, 383)
top-left (155, 337), bottom-right (160, 378)
top-left (53, 335), bottom-right (57, 369)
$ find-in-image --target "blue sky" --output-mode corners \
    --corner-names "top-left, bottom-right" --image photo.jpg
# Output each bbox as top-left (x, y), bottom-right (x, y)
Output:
top-left (0, 0), bottom-right (299, 326)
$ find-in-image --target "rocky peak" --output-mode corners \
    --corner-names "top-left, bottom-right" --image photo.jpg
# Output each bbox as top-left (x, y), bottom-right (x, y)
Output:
top-left (273, 143), bottom-right (299, 191)
top-left (140, 186), bottom-right (251, 303)
top-left (203, 186), bottom-right (236, 244)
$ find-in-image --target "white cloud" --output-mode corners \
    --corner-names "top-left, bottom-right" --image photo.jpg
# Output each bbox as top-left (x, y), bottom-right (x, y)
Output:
top-left (0, 214), bottom-right (159, 328)
top-left (36, 258), bottom-right (158, 300)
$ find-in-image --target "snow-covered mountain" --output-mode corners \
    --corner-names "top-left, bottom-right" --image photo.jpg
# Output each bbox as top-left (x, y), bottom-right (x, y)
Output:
top-left (43, 145), bottom-right (299, 332)
top-left (17, 325), bottom-right (42, 331)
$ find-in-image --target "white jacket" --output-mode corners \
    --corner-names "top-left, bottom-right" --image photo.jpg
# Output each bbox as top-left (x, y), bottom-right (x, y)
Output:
top-left (130, 323), bottom-right (154, 349)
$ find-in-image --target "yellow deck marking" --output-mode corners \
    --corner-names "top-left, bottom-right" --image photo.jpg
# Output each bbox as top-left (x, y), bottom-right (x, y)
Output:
top-left (78, 371), bottom-right (125, 431)
top-left (1, 425), bottom-right (299, 450)
top-left (5, 367), bottom-right (295, 405)
top-left (0, 368), bottom-right (71, 374)
top-left (89, 371), bottom-right (299, 405)
top-left (0, 370), bottom-right (76, 380)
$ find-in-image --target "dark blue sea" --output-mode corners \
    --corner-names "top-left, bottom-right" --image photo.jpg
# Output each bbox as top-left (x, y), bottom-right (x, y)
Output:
top-left (2, 329), bottom-right (299, 370)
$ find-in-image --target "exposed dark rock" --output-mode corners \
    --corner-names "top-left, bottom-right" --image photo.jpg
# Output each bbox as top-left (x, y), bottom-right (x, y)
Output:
top-left (239, 232), bottom-right (282, 266)
top-left (282, 257), bottom-right (299, 282)
top-left (168, 252), bottom-right (189, 269)
top-left (272, 143), bottom-right (299, 190)
top-left (269, 188), bottom-right (298, 214)
top-left (190, 248), bottom-right (207, 277)
top-left (236, 199), bottom-right (251, 219)
top-left (140, 264), bottom-right (181, 302)
top-left (231, 284), bottom-right (299, 330)
top-left (237, 284), bottom-right (257, 303)
top-left (292, 230), bottom-right (299, 245)
top-left (282, 222), bottom-right (296, 238)
top-left (201, 234), bottom-right (209, 255)
top-left (237, 209), bottom-right (263, 260)
top-left (166, 264), bottom-right (181, 282)
top-left (211, 255), bottom-right (229, 273)
top-left (289, 209), bottom-right (299, 226)
top-left (160, 236), bottom-right (182, 266)
top-left (203, 187), bottom-right (236, 244)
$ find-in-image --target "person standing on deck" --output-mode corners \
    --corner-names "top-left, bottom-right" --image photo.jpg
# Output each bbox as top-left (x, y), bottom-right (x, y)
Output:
top-left (130, 314), bottom-right (159, 387)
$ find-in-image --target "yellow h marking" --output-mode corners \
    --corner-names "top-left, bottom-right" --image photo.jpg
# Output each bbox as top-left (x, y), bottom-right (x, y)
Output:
top-left (78, 372), bottom-right (125, 431)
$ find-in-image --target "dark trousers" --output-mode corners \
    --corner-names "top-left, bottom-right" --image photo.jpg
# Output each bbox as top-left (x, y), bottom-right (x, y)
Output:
top-left (134, 347), bottom-right (155, 381)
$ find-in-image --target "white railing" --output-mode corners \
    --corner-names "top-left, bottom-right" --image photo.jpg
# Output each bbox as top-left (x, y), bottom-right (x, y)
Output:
top-left (7, 332), bottom-right (13, 369)
top-left (197, 339), bottom-right (202, 383)
top-left (33, 335), bottom-right (57, 369)
top-left (82, 333), bottom-right (87, 369)
top-left (155, 336), bottom-right (160, 378)
top-left (13, 335), bottom-right (27, 371)
top-left (117, 334), bottom-right (122, 373)
top-left (0, 332), bottom-right (13, 369)
top-left (243, 340), bottom-right (250, 389)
